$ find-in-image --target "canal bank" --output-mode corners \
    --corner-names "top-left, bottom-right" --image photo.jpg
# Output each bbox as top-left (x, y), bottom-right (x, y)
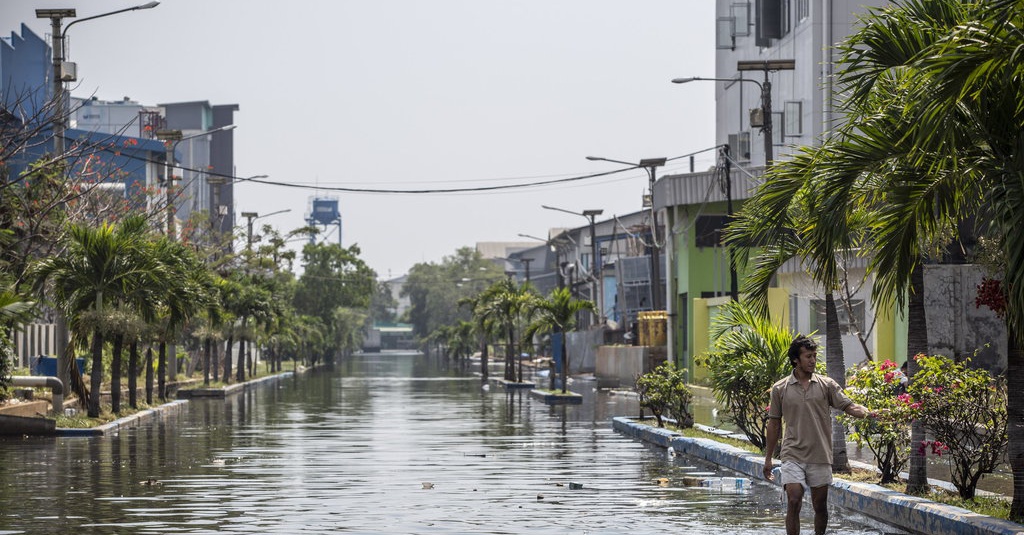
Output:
top-left (612, 416), bottom-right (1024, 535)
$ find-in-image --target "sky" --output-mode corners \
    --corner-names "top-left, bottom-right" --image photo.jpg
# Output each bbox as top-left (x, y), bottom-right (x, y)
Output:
top-left (3, 0), bottom-right (717, 280)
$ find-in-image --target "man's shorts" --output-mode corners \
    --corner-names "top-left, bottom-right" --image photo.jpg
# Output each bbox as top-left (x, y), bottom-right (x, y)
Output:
top-left (780, 461), bottom-right (832, 489)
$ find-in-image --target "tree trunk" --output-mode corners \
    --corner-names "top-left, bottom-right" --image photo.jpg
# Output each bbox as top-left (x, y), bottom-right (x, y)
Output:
top-left (480, 335), bottom-right (489, 384)
top-left (906, 262), bottom-right (930, 495)
top-left (145, 345), bottom-right (154, 405)
top-left (560, 335), bottom-right (569, 394)
top-left (1007, 323), bottom-right (1024, 520)
top-left (825, 292), bottom-right (851, 473)
top-left (111, 333), bottom-right (124, 414)
top-left (158, 342), bottom-right (167, 400)
top-left (237, 337), bottom-right (247, 383)
top-left (224, 335), bottom-right (234, 384)
top-left (88, 330), bottom-right (104, 418)
top-left (203, 338), bottom-right (211, 386)
top-left (128, 340), bottom-right (139, 409)
top-left (505, 327), bottom-right (515, 381)
top-left (212, 339), bottom-right (220, 382)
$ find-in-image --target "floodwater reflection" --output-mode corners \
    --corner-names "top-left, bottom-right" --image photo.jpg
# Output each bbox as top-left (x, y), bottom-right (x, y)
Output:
top-left (0, 352), bottom-right (900, 534)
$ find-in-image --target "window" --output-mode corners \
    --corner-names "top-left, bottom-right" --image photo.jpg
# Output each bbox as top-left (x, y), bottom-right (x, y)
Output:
top-left (797, 0), bottom-right (810, 21)
top-left (731, 2), bottom-right (751, 36)
top-left (717, 17), bottom-right (736, 50)
top-left (810, 299), bottom-right (865, 336)
top-left (784, 101), bottom-right (803, 137)
top-left (726, 132), bottom-right (751, 161)
top-left (772, 112), bottom-right (784, 145)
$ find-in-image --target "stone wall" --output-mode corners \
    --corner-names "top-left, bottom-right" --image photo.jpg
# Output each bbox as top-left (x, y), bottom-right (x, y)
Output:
top-left (924, 265), bottom-right (1006, 374)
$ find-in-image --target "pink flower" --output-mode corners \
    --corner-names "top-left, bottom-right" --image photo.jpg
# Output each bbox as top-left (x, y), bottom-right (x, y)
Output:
top-left (884, 372), bottom-right (895, 384)
top-left (897, 393), bottom-right (913, 404)
top-left (880, 359), bottom-right (897, 370)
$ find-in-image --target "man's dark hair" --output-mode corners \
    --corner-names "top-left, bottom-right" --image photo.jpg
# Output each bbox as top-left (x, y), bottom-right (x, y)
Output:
top-left (788, 335), bottom-right (817, 366)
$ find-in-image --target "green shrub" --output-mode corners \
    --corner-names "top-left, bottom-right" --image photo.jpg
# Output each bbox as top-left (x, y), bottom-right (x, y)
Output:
top-left (697, 300), bottom-right (792, 451)
top-left (635, 361), bottom-right (693, 428)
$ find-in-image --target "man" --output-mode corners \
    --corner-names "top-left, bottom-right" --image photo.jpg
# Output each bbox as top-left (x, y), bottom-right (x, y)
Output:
top-left (762, 335), bottom-right (877, 535)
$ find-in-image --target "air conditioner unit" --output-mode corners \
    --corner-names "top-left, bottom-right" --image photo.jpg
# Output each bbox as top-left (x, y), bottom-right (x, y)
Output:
top-left (749, 108), bottom-right (764, 127)
top-left (60, 62), bottom-right (77, 82)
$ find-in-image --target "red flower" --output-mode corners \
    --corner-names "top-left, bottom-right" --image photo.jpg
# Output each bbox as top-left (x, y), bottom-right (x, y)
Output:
top-left (884, 372), bottom-right (895, 383)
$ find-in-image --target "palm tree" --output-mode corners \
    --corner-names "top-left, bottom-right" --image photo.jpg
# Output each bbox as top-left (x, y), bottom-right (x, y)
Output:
top-left (525, 287), bottom-right (594, 393)
top-left (727, 159), bottom-right (868, 472)
top-left (31, 216), bottom-right (158, 417)
top-left (761, 0), bottom-right (1024, 509)
top-left (476, 278), bottom-right (539, 382)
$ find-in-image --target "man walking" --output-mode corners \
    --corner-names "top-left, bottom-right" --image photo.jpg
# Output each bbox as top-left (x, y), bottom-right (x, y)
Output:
top-left (762, 335), bottom-right (877, 535)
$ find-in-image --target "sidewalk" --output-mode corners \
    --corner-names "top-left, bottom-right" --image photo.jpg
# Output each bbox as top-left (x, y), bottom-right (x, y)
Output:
top-left (613, 416), bottom-right (1024, 535)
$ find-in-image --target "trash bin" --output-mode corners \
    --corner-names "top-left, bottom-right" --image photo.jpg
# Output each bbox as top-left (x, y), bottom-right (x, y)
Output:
top-left (30, 356), bottom-right (85, 377)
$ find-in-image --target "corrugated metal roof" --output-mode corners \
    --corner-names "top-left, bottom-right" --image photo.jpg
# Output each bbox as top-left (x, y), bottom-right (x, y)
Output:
top-left (654, 166), bottom-right (765, 209)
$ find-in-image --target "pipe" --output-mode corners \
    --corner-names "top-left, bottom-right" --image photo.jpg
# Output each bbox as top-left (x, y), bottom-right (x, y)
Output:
top-left (10, 376), bottom-right (64, 414)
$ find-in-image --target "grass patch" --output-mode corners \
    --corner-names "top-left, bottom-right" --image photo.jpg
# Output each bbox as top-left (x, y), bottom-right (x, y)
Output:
top-left (55, 404), bottom-right (153, 428)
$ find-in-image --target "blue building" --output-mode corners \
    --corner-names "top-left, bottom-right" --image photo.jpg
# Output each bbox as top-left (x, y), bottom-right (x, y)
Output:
top-left (1, 24), bottom-right (168, 214)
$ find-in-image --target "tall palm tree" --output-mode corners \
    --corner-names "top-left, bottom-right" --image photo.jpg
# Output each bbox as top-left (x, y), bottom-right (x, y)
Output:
top-left (31, 216), bottom-right (158, 417)
top-left (525, 287), bottom-right (594, 393)
top-left (760, 0), bottom-right (1024, 509)
top-left (727, 160), bottom-right (869, 472)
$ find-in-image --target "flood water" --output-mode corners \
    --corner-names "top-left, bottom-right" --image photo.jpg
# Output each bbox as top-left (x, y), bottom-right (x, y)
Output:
top-left (0, 352), bottom-right (901, 534)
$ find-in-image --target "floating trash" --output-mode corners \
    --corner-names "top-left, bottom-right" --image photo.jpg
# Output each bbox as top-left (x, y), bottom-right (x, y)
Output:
top-left (568, 482), bottom-right (583, 490)
top-left (698, 477), bottom-right (751, 491)
top-left (653, 477), bottom-right (670, 487)
top-left (422, 482), bottom-right (434, 490)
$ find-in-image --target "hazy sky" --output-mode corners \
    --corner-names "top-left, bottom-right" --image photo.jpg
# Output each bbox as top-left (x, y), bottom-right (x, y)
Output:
top-left (4, 1), bottom-right (717, 279)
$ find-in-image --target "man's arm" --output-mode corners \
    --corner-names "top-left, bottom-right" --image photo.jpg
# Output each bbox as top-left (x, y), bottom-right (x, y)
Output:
top-left (843, 403), bottom-right (875, 419)
top-left (763, 417), bottom-right (781, 481)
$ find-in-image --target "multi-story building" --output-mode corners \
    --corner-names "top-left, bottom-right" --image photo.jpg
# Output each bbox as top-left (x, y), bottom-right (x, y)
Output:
top-left (658, 1), bottom-right (909, 380)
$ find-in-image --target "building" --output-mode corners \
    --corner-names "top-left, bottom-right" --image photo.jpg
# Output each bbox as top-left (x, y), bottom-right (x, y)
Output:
top-left (659, 1), bottom-right (900, 380)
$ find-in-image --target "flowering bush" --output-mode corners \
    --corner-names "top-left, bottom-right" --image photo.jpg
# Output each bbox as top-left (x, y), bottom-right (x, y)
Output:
top-left (840, 359), bottom-right (918, 484)
top-left (908, 354), bottom-right (1007, 499)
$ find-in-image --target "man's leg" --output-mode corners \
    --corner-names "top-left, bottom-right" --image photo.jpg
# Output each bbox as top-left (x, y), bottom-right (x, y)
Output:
top-left (810, 485), bottom-right (829, 535)
top-left (784, 482), bottom-right (805, 535)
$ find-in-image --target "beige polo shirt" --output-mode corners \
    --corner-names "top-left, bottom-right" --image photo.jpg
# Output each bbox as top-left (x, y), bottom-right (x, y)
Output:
top-left (768, 372), bottom-right (852, 465)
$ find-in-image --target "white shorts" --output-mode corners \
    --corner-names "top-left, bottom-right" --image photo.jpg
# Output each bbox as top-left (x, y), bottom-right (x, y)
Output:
top-left (780, 461), bottom-right (832, 489)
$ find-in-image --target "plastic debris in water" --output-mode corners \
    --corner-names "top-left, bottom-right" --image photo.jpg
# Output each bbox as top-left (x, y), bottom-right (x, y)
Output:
top-left (422, 482), bottom-right (434, 489)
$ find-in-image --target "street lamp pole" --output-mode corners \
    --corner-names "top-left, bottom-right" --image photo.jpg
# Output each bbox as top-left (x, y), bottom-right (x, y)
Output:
top-left (36, 2), bottom-right (160, 159)
top-left (586, 156), bottom-right (666, 311)
top-left (673, 59), bottom-right (793, 167)
top-left (156, 124), bottom-right (236, 240)
top-left (542, 205), bottom-right (605, 326)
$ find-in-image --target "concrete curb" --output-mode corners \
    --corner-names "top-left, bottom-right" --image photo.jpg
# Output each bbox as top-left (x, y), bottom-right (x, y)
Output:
top-left (57, 400), bottom-right (189, 437)
top-left (177, 371), bottom-right (294, 399)
top-left (530, 389), bottom-right (583, 405)
top-left (612, 416), bottom-right (1024, 535)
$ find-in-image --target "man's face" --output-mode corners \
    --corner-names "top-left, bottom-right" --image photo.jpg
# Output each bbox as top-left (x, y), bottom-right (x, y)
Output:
top-left (797, 347), bottom-right (817, 374)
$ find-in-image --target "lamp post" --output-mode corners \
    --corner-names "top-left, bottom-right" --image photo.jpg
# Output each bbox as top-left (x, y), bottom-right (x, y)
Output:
top-left (586, 156), bottom-right (666, 311)
top-left (36, 2), bottom-right (160, 158)
top-left (673, 59), bottom-right (793, 167)
top-left (156, 124), bottom-right (236, 240)
top-left (541, 204), bottom-right (605, 326)
top-left (240, 208), bottom-right (292, 253)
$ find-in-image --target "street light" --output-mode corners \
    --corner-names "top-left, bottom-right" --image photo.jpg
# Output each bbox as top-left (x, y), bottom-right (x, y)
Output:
top-left (586, 156), bottom-right (666, 311)
top-left (542, 205), bottom-right (605, 325)
top-left (673, 59), bottom-right (793, 167)
top-left (36, 2), bottom-right (160, 157)
top-left (240, 209), bottom-right (292, 252)
top-left (156, 124), bottom-right (236, 240)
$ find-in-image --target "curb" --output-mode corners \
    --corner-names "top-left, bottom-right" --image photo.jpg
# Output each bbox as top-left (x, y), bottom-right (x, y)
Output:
top-left (612, 416), bottom-right (1024, 535)
top-left (530, 389), bottom-right (583, 405)
top-left (176, 371), bottom-right (294, 399)
top-left (57, 400), bottom-right (189, 437)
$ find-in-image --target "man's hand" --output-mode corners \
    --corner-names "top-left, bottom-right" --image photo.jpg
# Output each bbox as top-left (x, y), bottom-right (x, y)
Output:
top-left (763, 461), bottom-right (774, 481)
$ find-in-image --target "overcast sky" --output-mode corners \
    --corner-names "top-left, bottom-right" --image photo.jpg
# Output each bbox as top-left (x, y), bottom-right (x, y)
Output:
top-left (4, 0), bottom-right (716, 279)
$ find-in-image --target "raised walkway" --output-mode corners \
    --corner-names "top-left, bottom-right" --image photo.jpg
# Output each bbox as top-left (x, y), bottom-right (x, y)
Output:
top-left (613, 416), bottom-right (1024, 535)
